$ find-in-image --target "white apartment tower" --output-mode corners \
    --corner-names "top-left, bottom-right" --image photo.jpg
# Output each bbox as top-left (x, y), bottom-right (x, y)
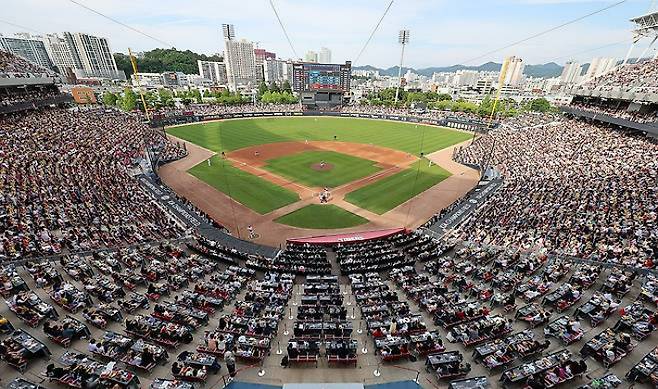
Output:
top-left (585, 57), bottom-right (617, 80)
top-left (0, 33), bottom-right (54, 70)
top-left (222, 25), bottom-right (257, 90)
top-left (560, 61), bottom-right (582, 84)
top-left (319, 47), bottom-right (332, 63)
top-left (305, 50), bottom-right (318, 63)
top-left (43, 33), bottom-right (78, 71)
top-left (264, 58), bottom-right (291, 85)
top-left (453, 70), bottom-right (478, 86)
top-left (224, 39), bottom-right (257, 89)
top-left (43, 32), bottom-right (123, 79)
top-left (198, 60), bottom-right (228, 85)
top-left (501, 56), bottom-right (525, 86)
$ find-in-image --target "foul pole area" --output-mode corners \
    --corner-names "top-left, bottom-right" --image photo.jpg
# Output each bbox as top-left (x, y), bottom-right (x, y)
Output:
top-left (128, 48), bottom-right (151, 121)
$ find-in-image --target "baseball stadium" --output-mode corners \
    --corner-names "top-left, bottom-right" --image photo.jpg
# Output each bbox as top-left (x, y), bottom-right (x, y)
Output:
top-left (1, 1), bottom-right (658, 389)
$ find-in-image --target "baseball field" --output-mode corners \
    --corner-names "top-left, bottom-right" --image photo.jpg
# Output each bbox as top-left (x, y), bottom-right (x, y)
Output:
top-left (166, 116), bottom-right (472, 231)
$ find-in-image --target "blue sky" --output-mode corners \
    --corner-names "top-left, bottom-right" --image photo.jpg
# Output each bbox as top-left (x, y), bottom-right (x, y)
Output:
top-left (1, 0), bottom-right (654, 67)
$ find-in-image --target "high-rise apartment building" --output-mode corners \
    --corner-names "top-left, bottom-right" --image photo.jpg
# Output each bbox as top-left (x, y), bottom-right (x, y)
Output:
top-left (43, 32), bottom-right (123, 79)
top-left (224, 38), bottom-right (257, 89)
top-left (254, 48), bottom-right (276, 82)
top-left (305, 50), bottom-right (318, 63)
top-left (0, 33), bottom-right (54, 70)
top-left (500, 56), bottom-right (525, 86)
top-left (585, 57), bottom-right (618, 80)
top-left (560, 61), bottom-right (582, 84)
top-left (264, 58), bottom-right (291, 85)
top-left (453, 70), bottom-right (478, 87)
top-left (198, 60), bottom-right (228, 85)
top-left (319, 47), bottom-right (332, 63)
top-left (221, 24), bottom-right (257, 90)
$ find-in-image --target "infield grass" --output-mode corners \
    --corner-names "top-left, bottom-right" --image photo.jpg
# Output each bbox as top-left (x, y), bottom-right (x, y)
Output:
top-left (263, 150), bottom-right (381, 188)
top-left (344, 159), bottom-right (452, 214)
top-left (275, 204), bottom-right (368, 229)
top-left (167, 117), bottom-right (471, 155)
top-left (189, 155), bottom-right (299, 214)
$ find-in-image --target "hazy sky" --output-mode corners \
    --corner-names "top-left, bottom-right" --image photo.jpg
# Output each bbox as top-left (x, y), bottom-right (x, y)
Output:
top-left (1, 0), bottom-right (654, 68)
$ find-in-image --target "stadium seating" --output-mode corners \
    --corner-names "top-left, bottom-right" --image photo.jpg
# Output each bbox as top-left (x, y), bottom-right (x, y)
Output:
top-left (2, 94), bottom-right (658, 389)
top-left (582, 59), bottom-right (658, 92)
top-left (0, 108), bottom-right (187, 261)
top-left (0, 49), bottom-right (57, 78)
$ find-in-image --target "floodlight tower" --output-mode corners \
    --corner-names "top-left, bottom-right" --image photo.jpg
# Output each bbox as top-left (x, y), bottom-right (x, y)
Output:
top-left (222, 24), bottom-right (235, 41)
top-left (394, 29), bottom-right (410, 105)
top-left (624, 5), bottom-right (658, 65)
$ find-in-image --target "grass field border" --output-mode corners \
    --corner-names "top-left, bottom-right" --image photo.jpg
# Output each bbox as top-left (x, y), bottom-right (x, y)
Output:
top-left (344, 158), bottom-right (452, 214)
top-left (275, 204), bottom-right (369, 229)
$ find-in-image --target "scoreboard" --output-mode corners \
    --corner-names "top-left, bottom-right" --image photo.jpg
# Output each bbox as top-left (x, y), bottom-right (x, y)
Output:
top-left (307, 66), bottom-right (341, 90)
top-left (292, 62), bottom-right (351, 93)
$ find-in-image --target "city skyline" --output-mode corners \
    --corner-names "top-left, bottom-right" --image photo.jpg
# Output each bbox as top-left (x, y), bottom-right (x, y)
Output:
top-left (1, 0), bottom-right (654, 68)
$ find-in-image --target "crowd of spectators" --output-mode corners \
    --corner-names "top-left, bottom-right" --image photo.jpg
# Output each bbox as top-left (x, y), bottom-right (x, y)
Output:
top-left (0, 108), bottom-right (187, 261)
top-left (188, 103), bottom-right (301, 116)
top-left (580, 59), bottom-right (658, 92)
top-left (0, 50), bottom-right (57, 79)
top-left (455, 116), bottom-right (658, 269)
top-left (0, 86), bottom-right (63, 108)
top-left (342, 105), bottom-right (483, 123)
top-left (569, 102), bottom-right (658, 124)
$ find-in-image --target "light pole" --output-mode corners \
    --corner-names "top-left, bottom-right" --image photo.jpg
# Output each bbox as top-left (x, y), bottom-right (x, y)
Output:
top-left (394, 29), bottom-right (410, 105)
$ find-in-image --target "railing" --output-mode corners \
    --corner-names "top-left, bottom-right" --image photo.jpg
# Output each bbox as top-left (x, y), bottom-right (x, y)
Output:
top-left (389, 364), bottom-right (422, 383)
top-left (0, 94), bottom-right (72, 114)
top-left (1, 236), bottom-right (192, 266)
top-left (218, 362), bottom-right (264, 388)
top-left (560, 106), bottom-right (658, 136)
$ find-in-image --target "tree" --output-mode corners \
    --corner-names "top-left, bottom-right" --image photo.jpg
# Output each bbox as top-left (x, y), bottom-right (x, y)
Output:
top-left (436, 93), bottom-right (452, 101)
top-left (478, 95), bottom-right (493, 117)
top-left (281, 91), bottom-right (297, 104)
top-left (527, 98), bottom-right (552, 113)
top-left (119, 87), bottom-right (137, 111)
top-left (261, 91), bottom-right (273, 103)
top-left (191, 89), bottom-right (202, 104)
top-left (257, 81), bottom-right (268, 98)
top-left (281, 80), bottom-right (292, 94)
top-left (143, 91), bottom-right (158, 110)
top-left (112, 48), bottom-right (223, 77)
top-left (102, 91), bottom-right (118, 106)
top-left (269, 82), bottom-right (280, 93)
top-left (158, 89), bottom-right (174, 107)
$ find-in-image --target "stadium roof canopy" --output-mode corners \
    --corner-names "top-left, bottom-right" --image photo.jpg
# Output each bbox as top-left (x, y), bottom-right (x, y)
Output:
top-left (630, 10), bottom-right (658, 38)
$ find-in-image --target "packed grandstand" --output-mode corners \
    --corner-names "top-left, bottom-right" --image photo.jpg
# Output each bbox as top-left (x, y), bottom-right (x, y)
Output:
top-left (1, 44), bottom-right (658, 389)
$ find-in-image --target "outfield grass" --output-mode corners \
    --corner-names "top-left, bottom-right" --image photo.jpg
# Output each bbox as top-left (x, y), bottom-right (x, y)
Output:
top-left (275, 204), bottom-right (368, 229)
top-left (188, 155), bottom-right (299, 214)
top-left (167, 117), bottom-right (471, 155)
top-left (344, 159), bottom-right (452, 215)
top-left (263, 150), bottom-right (381, 188)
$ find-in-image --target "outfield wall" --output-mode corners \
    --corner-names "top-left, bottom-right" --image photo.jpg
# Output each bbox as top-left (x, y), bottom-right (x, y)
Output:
top-left (154, 110), bottom-right (496, 133)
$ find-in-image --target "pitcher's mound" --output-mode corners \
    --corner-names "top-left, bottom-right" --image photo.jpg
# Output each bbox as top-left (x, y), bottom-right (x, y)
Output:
top-left (311, 163), bottom-right (334, 171)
